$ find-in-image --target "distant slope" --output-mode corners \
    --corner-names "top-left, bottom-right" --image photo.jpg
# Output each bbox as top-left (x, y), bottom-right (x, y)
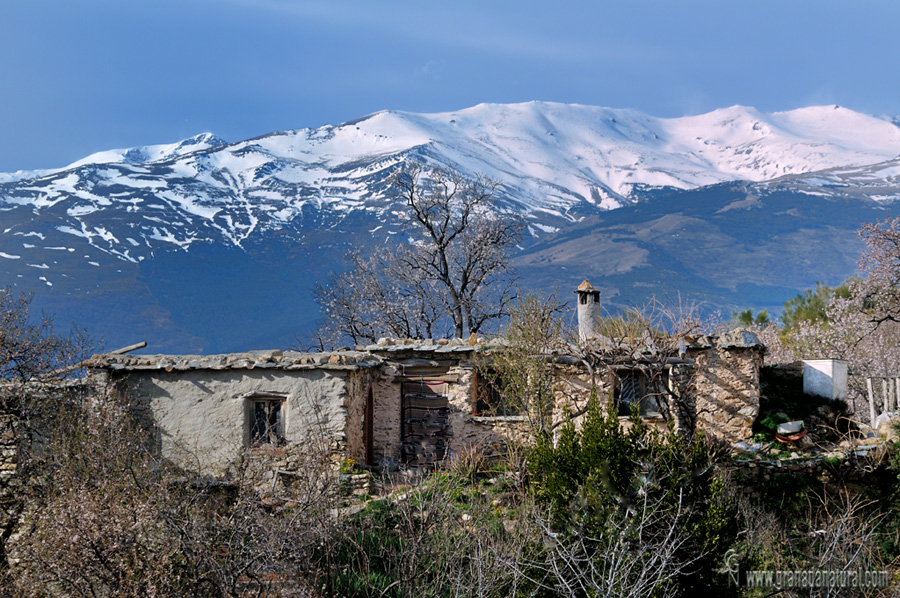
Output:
top-left (1, 101), bottom-right (899, 352)
top-left (515, 180), bottom-right (900, 320)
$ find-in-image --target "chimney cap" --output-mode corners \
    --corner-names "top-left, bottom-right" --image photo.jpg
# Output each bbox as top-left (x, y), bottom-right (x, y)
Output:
top-left (575, 280), bottom-right (598, 293)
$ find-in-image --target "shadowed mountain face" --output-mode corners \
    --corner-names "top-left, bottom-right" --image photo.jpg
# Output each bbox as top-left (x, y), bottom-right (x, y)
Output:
top-left (516, 182), bottom-right (899, 319)
top-left (2, 102), bottom-right (899, 353)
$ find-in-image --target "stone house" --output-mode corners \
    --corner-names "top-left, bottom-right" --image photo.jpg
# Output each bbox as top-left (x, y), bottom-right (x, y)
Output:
top-left (84, 281), bottom-right (765, 479)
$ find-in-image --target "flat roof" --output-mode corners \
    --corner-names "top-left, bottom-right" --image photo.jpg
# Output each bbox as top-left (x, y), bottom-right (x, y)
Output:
top-left (87, 350), bottom-right (382, 372)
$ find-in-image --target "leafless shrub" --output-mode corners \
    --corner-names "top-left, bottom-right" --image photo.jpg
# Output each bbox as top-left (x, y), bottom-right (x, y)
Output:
top-left (446, 441), bottom-right (492, 485)
top-left (508, 489), bottom-right (700, 598)
top-left (3, 392), bottom-right (339, 598)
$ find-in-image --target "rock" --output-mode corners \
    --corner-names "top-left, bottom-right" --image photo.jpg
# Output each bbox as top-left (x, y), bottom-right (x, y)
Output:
top-left (461, 513), bottom-right (473, 522)
top-left (875, 412), bottom-right (899, 440)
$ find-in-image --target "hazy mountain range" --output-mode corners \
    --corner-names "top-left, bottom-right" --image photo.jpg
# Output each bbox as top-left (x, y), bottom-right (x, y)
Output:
top-left (2, 101), bottom-right (899, 353)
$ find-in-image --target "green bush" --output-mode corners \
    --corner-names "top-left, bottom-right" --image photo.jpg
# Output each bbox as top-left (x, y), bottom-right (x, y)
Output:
top-left (527, 395), bottom-right (738, 596)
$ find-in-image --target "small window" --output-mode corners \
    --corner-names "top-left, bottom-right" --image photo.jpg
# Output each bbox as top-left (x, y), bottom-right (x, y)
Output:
top-left (614, 369), bottom-right (666, 417)
top-left (244, 392), bottom-right (287, 446)
top-left (473, 369), bottom-right (520, 416)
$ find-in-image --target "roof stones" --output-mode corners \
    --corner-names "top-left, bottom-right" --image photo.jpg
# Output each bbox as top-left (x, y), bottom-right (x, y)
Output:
top-left (88, 350), bottom-right (381, 372)
top-left (685, 328), bottom-right (765, 351)
top-left (87, 328), bottom-right (764, 374)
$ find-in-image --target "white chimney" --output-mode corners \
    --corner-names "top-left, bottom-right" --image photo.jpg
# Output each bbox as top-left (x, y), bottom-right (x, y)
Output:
top-left (575, 280), bottom-right (601, 342)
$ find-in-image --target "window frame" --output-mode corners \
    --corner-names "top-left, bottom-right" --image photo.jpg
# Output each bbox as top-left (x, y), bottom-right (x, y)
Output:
top-left (242, 391), bottom-right (288, 447)
top-left (472, 368), bottom-right (522, 417)
top-left (612, 367), bottom-right (667, 418)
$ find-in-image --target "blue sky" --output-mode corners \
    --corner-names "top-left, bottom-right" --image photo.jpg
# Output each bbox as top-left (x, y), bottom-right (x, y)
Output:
top-left (2, 0), bottom-right (899, 172)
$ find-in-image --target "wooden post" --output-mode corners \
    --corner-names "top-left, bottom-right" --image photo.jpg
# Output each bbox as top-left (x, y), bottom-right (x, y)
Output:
top-left (868, 378), bottom-right (876, 426)
top-left (895, 378), bottom-right (900, 412)
top-left (886, 378), bottom-right (892, 413)
top-left (883, 379), bottom-right (889, 416)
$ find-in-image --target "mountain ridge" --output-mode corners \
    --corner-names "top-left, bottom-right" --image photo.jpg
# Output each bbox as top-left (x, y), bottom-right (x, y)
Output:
top-left (2, 101), bottom-right (900, 353)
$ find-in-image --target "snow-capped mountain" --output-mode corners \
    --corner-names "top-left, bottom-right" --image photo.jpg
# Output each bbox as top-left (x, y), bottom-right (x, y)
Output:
top-left (2, 101), bottom-right (900, 353)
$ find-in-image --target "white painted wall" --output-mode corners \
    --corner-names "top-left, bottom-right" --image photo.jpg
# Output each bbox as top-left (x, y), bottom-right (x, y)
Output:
top-left (117, 369), bottom-right (353, 475)
top-left (802, 359), bottom-right (848, 401)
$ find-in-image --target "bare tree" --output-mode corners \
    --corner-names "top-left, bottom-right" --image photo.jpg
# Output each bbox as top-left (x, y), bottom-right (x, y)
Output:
top-left (316, 164), bottom-right (524, 346)
top-left (757, 217), bottom-right (900, 413)
top-left (315, 248), bottom-right (447, 345)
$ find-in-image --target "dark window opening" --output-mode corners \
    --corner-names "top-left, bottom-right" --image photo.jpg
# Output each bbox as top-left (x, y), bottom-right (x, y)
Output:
top-left (614, 369), bottom-right (666, 417)
top-left (250, 399), bottom-right (285, 446)
top-left (579, 291), bottom-right (600, 304)
top-left (473, 369), bottom-right (520, 416)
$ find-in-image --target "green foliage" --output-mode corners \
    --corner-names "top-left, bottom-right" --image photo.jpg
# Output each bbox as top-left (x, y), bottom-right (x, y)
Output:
top-left (755, 472), bottom-right (815, 513)
top-left (322, 500), bottom-right (406, 598)
top-left (527, 395), bottom-right (738, 596)
top-left (756, 412), bottom-right (790, 439)
top-left (781, 281), bottom-right (851, 332)
top-left (731, 308), bottom-right (770, 328)
top-left (319, 472), bottom-right (520, 598)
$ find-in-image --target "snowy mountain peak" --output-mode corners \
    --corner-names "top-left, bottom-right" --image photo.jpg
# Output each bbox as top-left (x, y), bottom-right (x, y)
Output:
top-left (64, 132), bottom-right (228, 171)
top-left (2, 101), bottom-right (900, 268)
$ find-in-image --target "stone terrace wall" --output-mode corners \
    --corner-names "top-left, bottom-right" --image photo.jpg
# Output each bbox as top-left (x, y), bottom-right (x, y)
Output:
top-left (445, 365), bottom-right (534, 458)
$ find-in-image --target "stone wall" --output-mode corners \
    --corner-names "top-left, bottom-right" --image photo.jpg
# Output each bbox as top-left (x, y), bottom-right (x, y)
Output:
top-left (690, 346), bottom-right (762, 443)
top-left (445, 365), bottom-right (534, 457)
top-left (92, 340), bottom-right (765, 479)
top-left (371, 364), bottom-right (402, 468)
top-left (0, 414), bottom-right (20, 564)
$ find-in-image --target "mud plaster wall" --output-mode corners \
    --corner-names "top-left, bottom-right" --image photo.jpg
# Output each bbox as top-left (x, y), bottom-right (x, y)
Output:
top-left (113, 369), bottom-right (355, 476)
top-left (690, 347), bottom-right (762, 443)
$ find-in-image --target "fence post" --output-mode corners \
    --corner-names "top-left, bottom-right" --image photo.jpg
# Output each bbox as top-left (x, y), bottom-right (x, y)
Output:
top-left (868, 378), bottom-right (876, 426)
